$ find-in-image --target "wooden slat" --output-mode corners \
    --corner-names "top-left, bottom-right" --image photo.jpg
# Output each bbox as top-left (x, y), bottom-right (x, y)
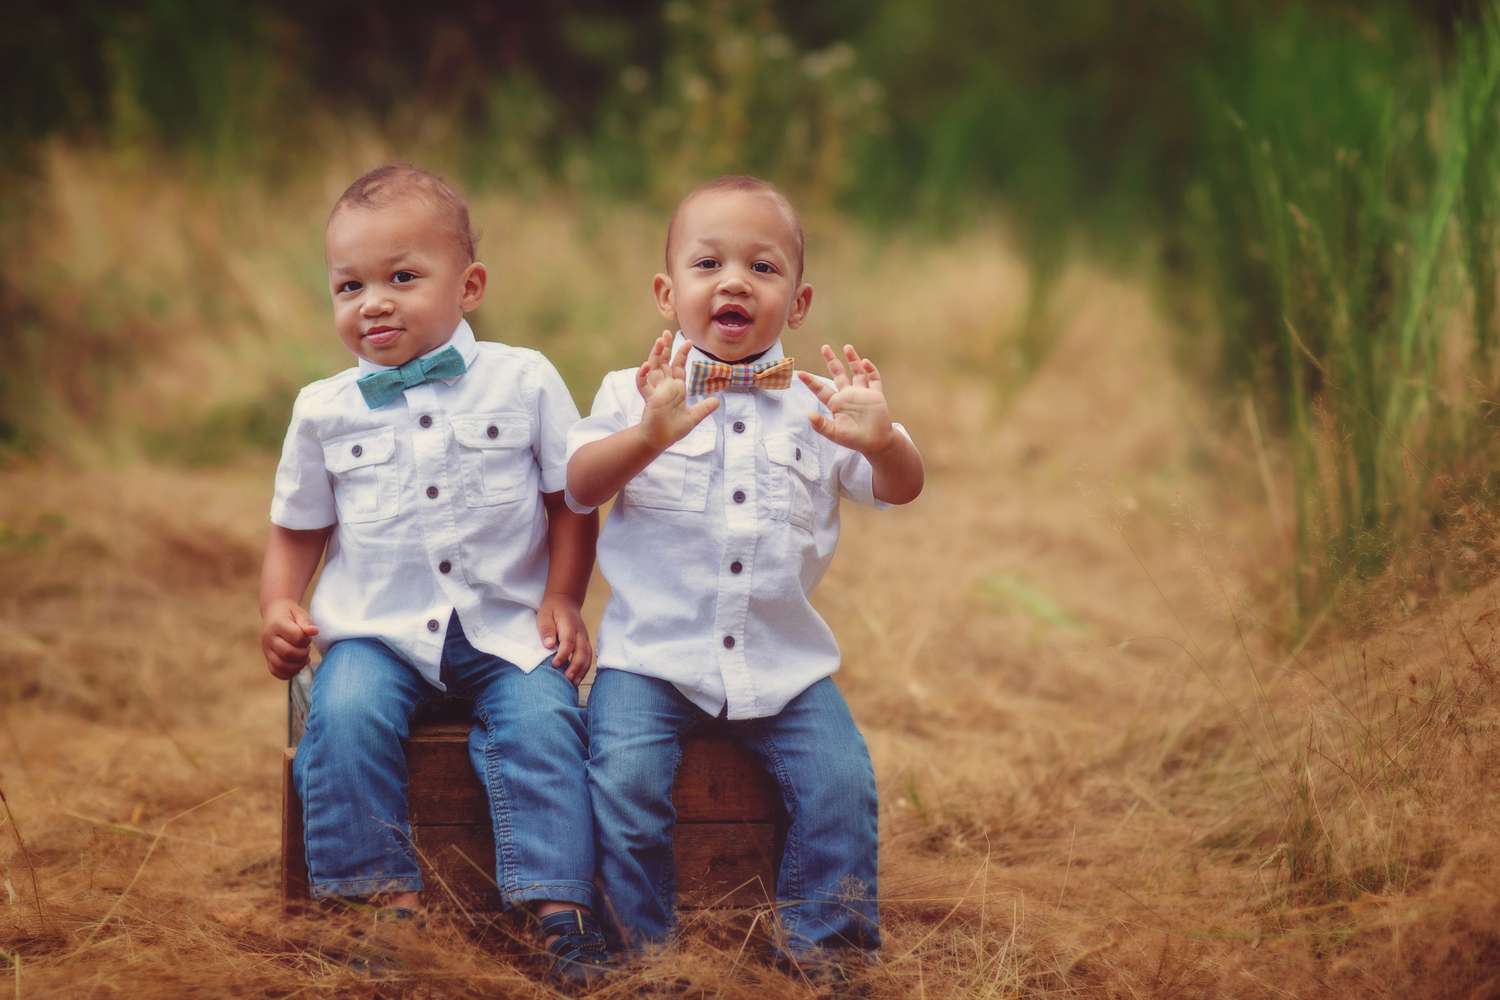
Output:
top-left (674, 736), bottom-right (779, 820)
top-left (281, 749), bottom-right (308, 902)
top-left (404, 730), bottom-right (779, 824)
top-left (674, 822), bottom-right (779, 907)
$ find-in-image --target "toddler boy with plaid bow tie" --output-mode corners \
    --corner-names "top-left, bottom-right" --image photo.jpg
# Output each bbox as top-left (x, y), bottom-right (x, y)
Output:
top-left (566, 176), bottom-right (924, 972)
top-left (259, 164), bottom-right (609, 985)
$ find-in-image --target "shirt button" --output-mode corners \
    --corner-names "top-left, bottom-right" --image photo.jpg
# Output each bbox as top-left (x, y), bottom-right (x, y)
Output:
top-left (487, 425), bottom-right (499, 439)
top-left (733, 489), bottom-right (746, 504)
top-left (438, 560), bottom-right (452, 574)
top-left (426, 485), bottom-right (439, 499)
top-left (419, 414), bottom-right (432, 429)
top-left (733, 421), bottom-right (746, 434)
top-left (427, 618), bottom-right (440, 632)
top-left (730, 560), bottom-right (743, 574)
top-left (351, 444), bottom-right (363, 458)
top-left (722, 635), bottom-right (736, 649)
top-left (795, 447), bottom-right (802, 461)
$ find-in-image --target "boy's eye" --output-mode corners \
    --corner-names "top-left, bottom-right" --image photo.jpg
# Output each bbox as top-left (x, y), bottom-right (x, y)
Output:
top-left (392, 270), bottom-right (417, 284)
top-left (692, 258), bottom-right (720, 270)
top-left (337, 280), bottom-right (362, 294)
top-left (752, 261), bottom-right (777, 274)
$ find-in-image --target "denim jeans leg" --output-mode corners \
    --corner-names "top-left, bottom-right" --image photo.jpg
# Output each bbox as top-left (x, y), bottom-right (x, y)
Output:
top-left (737, 678), bottom-right (881, 956)
top-left (443, 620), bottom-right (595, 910)
top-left (586, 668), bottom-right (701, 949)
top-left (293, 638), bottom-right (433, 899)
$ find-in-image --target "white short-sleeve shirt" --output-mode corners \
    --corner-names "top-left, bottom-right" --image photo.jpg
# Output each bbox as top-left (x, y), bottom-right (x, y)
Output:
top-left (271, 320), bottom-right (579, 688)
top-left (566, 335), bottom-right (910, 720)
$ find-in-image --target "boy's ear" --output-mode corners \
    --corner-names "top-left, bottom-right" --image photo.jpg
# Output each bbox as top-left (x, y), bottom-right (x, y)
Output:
top-left (460, 262), bottom-right (488, 312)
top-left (652, 273), bottom-right (675, 321)
top-left (786, 281), bottom-right (813, 330)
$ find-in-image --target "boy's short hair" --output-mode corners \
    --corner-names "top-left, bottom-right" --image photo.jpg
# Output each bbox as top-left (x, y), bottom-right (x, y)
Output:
top-left (665, 175), bottom-right (805, 280)
top-left (330, 164), bottom-right (479, 263)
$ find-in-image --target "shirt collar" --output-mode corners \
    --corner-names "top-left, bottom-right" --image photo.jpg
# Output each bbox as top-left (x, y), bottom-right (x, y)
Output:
top-left (672, 331), bottom-right (785, 369)
top-left (355, 318), bottom-right (479, 377)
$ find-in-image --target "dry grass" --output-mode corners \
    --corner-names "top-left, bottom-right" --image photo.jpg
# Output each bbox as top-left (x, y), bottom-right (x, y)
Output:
top-left (3, 147), bottom-right (1500, 998)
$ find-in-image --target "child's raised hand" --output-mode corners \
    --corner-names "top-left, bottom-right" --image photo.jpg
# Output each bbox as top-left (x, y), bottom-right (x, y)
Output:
top-left (261, 598), bottom-right (319, 680)
top-left (538, 593), bottom-right (593, 686)
top-left (639, 335), bottom-right (720, 451)
top-left (634, 330), bottom-right (674, 399)
top-left (797, 343), bottom-right (897, 456)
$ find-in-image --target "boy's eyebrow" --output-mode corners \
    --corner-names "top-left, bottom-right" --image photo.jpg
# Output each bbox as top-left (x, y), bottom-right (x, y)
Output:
top-left (684, 236), bottom-right (790, 259)
top-left (328, 250), bottom-right (425, 275)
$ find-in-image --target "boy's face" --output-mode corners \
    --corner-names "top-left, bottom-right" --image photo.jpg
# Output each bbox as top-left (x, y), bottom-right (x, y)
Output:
top-left (325, 197), bottom-right (486, 367)
top-left (654, 189), bottom-right (812, 362)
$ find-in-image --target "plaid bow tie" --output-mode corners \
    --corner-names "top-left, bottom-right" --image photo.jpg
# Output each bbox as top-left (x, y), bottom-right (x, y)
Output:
top-left (356, 345), bottom-right (467, 409)
top-left (686, 356), bottom-right (796, 396)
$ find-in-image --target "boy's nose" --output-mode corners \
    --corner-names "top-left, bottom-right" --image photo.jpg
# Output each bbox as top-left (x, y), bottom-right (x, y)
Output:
top-left (718, 271), bottom-right (751, 294)
top-left (360, 294), bottom-right (394, 316)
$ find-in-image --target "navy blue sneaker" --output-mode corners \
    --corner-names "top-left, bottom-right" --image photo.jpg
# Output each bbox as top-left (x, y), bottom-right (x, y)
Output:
top-left (540, 909), bottom-right (611, 989)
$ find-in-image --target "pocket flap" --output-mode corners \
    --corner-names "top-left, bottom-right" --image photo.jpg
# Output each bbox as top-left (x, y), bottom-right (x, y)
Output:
top-left (665, 423), bottom-right (716, 457)
top-left (324, 427), bottom-right (396, 473)
top-left (765, 431), bottom-right (821, 481)
top-left (451, 414), bottom-right (530, 449)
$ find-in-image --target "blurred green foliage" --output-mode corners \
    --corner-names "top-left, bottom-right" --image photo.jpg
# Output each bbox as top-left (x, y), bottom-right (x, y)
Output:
top-left (5, 0), bottom-right (1499, 609)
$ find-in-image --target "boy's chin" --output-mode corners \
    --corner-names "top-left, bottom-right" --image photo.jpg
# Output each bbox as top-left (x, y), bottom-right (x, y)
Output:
top-left (690, 329), bottom-right (782, 362)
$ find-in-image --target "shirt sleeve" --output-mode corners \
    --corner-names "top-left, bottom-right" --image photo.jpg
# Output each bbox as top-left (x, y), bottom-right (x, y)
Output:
top-left (530, 354), bottom-right (583, 496)
top-left (830, 421), bottom-right (914, 509)
top-left (563, 371), bottom-right (634, 514)
top-left (269, 388), bottom-right (337, 530)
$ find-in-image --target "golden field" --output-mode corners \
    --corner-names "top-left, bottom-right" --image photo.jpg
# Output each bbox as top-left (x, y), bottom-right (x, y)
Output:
top-left (2, 146), bottom-right (1499, 998)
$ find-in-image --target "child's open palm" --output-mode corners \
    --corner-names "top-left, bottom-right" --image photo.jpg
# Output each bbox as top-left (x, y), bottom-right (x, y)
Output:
top-left (638, 331), bottom-right (719, 450)
top-left (798, 344), bottom-right (897, 456)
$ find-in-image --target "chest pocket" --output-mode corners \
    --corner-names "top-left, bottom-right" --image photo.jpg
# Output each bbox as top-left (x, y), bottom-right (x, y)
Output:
top-left (452, 414), bottom-right (533, 507)
top-left (622, 423), bottom-right (716, 512)
top-left (765, 430), bottom-right (822, 532)
top-left (323, 427), bottom-right (399, 524)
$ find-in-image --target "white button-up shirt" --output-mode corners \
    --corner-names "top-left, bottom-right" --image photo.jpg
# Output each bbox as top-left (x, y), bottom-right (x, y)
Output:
top-left (270, 320), bottom-right (579, 689)
top-left (567, 336), bottom-right (907, 720)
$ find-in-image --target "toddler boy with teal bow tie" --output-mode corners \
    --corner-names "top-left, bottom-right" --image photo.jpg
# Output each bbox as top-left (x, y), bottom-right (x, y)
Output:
top-left (259, 164), bottom-right (609, 986)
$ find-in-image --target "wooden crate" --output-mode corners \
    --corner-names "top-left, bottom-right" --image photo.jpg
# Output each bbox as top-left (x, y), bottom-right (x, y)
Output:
top-left (281, 673), bottom-right (785, 911)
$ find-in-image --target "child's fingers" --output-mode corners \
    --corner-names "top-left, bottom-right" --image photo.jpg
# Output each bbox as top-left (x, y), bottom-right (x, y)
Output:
top-left (563, 637), bottom-right (591, 685)
top-left (269, 618), bottom-right (312, 647)
top-left (796, 370), bottom-right (836, 406)
top-left (862, 358), bottom-right (883, 392)
top-left (670, 340), bottom-right (693, 378)
top-left (268, 635), bottom-right (311, 664)
top-left (636, 362), bottom-right (651, 398)
top-left (288, 605), bottom-right (319, 638)
top-left (843, 344), bottom-right (868, 388)
top-left (687, 396), bottom-right (721, 426)
top-left (821, 344), bottom-right (850, 390)
top-left (807, 411), bottom-right (840, 442)
top-left (267, 656), bottom-right (303, 681)
top-left (553, 619), bottom-right (576, 669)
top-left (537, 608), bottom-right (558, 649)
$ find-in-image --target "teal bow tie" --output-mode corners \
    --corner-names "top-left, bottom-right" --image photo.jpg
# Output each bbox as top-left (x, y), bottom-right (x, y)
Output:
top-left (356, 346), bottom-right (467, 409)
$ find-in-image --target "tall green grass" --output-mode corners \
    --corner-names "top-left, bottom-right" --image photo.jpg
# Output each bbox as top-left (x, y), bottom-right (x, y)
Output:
top-left (1185, 5), bottom-right (1500, 616)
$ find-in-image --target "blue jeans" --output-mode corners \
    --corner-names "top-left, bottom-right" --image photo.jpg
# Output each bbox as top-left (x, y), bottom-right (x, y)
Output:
top-left (587, 669), bottom-right (879, 956)
top-left (293, 614), bottom-right (594, 908)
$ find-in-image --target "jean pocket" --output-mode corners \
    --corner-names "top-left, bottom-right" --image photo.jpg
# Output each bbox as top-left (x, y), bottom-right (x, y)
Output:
top-left (323, 427), bottom-right (399, 523)
top-left (452, 413), bottom-right (533, 508)
top-left (622, 423), bottom-right (715, 512)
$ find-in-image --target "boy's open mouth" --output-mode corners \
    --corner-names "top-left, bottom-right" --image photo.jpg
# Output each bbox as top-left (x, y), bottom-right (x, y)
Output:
top-left (712, 305), bottom-right (752, 330)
